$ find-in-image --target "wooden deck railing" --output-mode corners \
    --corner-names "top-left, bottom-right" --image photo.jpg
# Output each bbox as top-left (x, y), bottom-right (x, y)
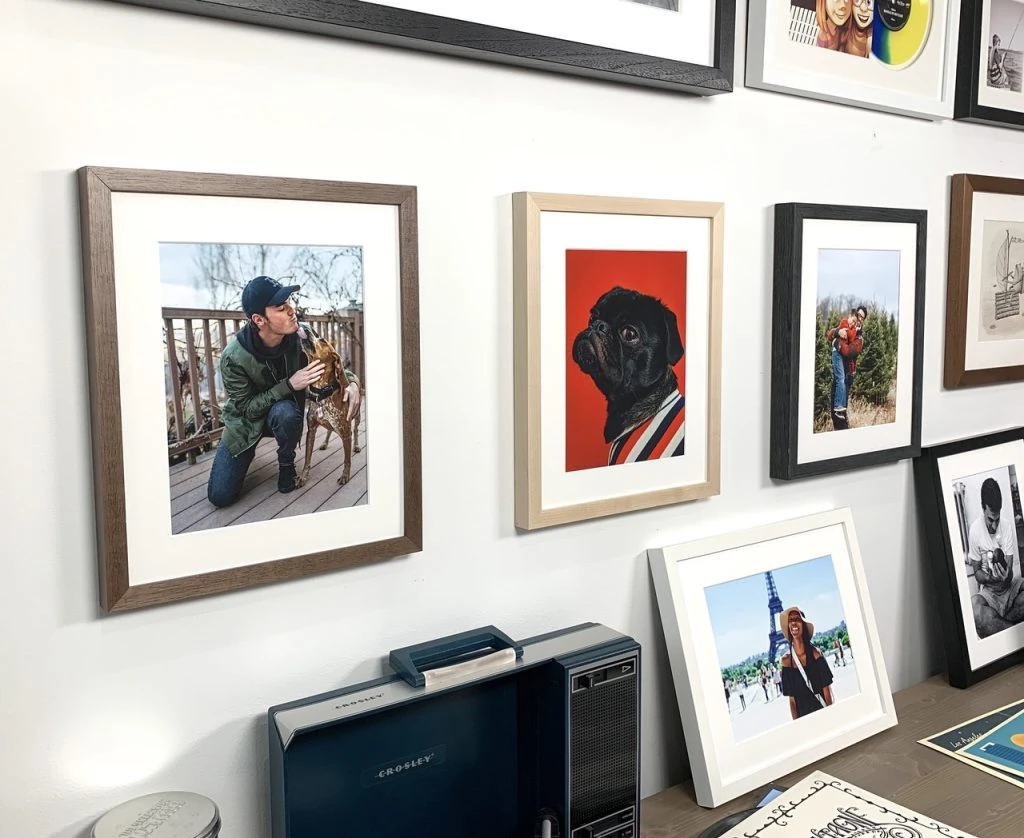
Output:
top-left (163, 307), bottom-right (364, 463)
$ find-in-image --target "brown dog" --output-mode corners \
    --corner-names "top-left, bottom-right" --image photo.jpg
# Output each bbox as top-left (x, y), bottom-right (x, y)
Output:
top-left (296, 328), bottom-right (362, 487)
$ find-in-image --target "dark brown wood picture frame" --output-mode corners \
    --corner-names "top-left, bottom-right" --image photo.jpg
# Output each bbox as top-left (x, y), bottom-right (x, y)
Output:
top-left (78, 167), bottom-right (422, 612)
top-left (945, 173), bottom-right (1024, 388)
top-left (103, 0), bottom-right (734, 97)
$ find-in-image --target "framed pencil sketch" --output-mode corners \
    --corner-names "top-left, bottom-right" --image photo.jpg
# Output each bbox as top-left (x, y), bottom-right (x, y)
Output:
top-left (770, 203), bottom-right (927, 481)
top-left (648, 508), bottom-right (897, 808)
top-left (512, 192), bottom-right (724, 530)
top-left (746, 0), bottom-right (961, 119)
top-left (104, 0), bottom-right (735, 97)
top-left (78, 166), bottom-right (422, 612)
top-left (954, 0), bottom-right (1024, 128)
top-left (945, 174), bottom-right (1024, 387)
top-left (913, 428), bottom-right (1024, 688)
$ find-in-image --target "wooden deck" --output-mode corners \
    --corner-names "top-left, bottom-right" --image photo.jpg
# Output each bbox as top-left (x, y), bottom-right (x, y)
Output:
top-left (169, 414), bottom-right (367, 534)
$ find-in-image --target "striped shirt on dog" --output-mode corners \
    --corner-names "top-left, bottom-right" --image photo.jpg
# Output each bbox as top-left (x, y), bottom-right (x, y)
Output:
top-left (607, 391), bottom-right (685, 466)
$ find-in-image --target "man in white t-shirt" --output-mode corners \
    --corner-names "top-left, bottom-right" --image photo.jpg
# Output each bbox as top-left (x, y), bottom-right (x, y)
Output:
top-left (967, 477), bottom-right (1024, 638)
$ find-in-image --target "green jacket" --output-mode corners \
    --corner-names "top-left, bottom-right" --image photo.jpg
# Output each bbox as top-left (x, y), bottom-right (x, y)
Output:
top-left (218, 326), bottom-right (306, 457)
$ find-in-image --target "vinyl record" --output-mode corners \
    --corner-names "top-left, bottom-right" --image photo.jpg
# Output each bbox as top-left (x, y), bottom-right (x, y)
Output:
top-left (871, 0), bottom-right (932, 68)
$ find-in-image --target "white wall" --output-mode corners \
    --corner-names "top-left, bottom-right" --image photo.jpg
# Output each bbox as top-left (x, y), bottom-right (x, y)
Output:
top-left (2, 1), bottom-right (1022, 835)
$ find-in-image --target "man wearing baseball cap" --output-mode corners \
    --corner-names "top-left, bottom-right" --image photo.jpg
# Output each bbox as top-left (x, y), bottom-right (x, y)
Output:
top-left (206, 276), bottom-right (326, 507)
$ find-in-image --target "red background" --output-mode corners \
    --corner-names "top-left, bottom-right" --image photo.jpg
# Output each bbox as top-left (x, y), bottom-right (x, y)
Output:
top-left (564, 249), bottom-right (687, 472)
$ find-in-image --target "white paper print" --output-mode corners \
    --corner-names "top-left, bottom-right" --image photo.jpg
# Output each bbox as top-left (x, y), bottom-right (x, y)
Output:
top-left (719, 771), bottom-right (978, 837)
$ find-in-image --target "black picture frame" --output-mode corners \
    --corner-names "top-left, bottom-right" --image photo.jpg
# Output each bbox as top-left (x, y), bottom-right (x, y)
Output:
top-left (954, 0), bottom-right (1024, 129)
top-left (913, 428), bottom-right (1024, 688)
top-left (770, 203), bottom-right (927, 481)
top-left (105, 0), bottom-right (735, 96)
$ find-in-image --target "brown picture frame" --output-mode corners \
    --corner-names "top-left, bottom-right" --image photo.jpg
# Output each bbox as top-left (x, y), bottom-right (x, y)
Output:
top-left (512, 192), bottom-right (723, 530)
top-left (78, 167), bottom-right (422, 612)
top-left (945, 173), bottom-right (1024, 388)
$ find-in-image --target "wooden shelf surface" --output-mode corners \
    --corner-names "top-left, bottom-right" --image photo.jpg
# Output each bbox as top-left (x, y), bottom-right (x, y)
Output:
top-left (641, 665), bottom-right (1024, 837)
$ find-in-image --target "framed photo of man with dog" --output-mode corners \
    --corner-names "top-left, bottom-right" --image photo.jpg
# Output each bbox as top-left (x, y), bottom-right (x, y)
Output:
top-left (914, 427), bottom-right (1024, 688)
top-left (513, 192), bottom-right (724, 530)
top-left (770, 203), bottom-right (927, 481)
top-left (78, 167), bottom-right (422, 612)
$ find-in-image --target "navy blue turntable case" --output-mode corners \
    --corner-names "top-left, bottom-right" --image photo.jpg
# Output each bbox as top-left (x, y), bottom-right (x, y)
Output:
top-left (268, 622), bottom-right (641, 838)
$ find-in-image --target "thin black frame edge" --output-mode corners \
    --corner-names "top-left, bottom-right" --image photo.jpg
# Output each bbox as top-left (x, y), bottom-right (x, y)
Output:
top-left (772, 204), bottom-right (927, 481)
top-left (108, 0), bottom-right (736, 96)
top-left (916, 426), bottom-right (1024, 688)
top-left (953, 0), bottom-right (1024, 129)
top-left (769, 203), bottom-right (800, 481)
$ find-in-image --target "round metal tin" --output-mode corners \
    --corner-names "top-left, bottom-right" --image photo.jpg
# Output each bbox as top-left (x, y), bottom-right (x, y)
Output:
top-left (91, 791), bottom-right (220, 838)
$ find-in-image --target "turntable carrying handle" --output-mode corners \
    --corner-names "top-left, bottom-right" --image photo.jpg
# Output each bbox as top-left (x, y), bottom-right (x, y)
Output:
top-left (389, 625), bottom-right (525, 688)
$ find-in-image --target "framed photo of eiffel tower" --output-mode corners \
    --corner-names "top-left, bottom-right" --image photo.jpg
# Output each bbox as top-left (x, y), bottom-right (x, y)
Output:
top-left (648, 508), bottom-right (897, 808)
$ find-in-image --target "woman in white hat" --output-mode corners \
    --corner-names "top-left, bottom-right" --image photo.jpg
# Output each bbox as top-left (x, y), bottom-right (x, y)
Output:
top-left (779, 606), bottom-right (834, 719)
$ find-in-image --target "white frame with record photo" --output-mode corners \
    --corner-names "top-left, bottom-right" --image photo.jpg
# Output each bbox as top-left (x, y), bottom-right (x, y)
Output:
top-left (648, 508), bottom-right (897, 808)
top-left (747, 0), bottom-right (962, 119)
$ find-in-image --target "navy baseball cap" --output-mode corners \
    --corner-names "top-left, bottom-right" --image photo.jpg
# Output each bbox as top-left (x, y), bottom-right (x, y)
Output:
top-left (241, 276), bottom-right (300, 317)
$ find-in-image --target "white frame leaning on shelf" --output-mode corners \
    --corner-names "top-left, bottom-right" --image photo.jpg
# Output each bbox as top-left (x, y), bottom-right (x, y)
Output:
top-left (648, 508), bottom-right (897, 807)
top-left (512, 192), bottom-right (724, 530)
top-left (746, 0), bottom-right (962, 119)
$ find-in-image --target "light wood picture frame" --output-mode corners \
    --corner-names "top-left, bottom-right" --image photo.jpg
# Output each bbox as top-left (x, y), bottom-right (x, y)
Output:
top-left (649, 508), bottom-right (897, 808)
top-left (79, 166), bottom-right (422, 611)
top-left (513, 192), bottom-right (723, 530)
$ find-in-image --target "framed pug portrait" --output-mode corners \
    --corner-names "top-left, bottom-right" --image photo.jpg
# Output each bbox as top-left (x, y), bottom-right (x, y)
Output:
top-left (770, 203), bottom-right (927, 480)
top-left (512, 192), bottom-right (724, 530)
top-left (914, 427), bottom-right (1024, 688)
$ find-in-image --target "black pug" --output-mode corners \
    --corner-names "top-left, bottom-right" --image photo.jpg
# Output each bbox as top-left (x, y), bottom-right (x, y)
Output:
top-left (571, 286), bottom-right (684, 453)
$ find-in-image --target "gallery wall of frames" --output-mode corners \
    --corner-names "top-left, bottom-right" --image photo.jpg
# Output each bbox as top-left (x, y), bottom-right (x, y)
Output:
top-left (6, 0), bottom-right (1024, 835)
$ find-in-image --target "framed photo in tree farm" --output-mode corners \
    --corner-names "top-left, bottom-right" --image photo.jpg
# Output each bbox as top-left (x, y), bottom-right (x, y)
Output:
top-left (78, 166), bottom-right (422, 612)
top-left (945, 174), bottom-right (1024, 387)
top-left (746, 0), bottom-right (961, 119)
top-left (648, 508), bottom-right (897, 808)
top-left (770, 203), bottom-right (926, 481)
top-left (100, 0), bottom-right (735, 97)
top-left (913, 428), bottom-right (1024, 688)
top-left (954, 0), bottom-right (1024, 128)
top-left (512, 192), bottom-right (724, 530)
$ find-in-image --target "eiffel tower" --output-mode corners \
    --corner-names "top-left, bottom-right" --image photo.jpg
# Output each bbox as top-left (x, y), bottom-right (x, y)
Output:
top-left (766, 571), bottom-right (786, 664)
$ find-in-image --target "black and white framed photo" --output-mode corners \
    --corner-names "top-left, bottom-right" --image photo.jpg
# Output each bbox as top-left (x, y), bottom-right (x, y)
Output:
top-left (914, 428), bottom-right (1024, 688)
top-left (954, 0), bottom-right (1024, 128)
top-left (103, 0), bottom-right (735, 97)
top-left (648, 508), bottom-right (897, 807)
top-left (771, 203), bottom-right (927, 481)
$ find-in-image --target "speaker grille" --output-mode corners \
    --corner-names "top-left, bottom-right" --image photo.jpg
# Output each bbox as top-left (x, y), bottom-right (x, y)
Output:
top-left (569, 659), bottom-right (638, 829)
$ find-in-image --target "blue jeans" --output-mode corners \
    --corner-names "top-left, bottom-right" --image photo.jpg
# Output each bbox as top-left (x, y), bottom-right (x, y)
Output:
top-left (831, 348), bottom-right (848, 411)
top-left (207, 399), bottom-right (303, 508)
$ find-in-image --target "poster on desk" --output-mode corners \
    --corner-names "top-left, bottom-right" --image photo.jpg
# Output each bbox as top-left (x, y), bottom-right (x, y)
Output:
top-left (919, 698), bottom-right (1024, 789)
top-left (958, 706), bottom-right (1024, 779)
top-left (718, 771), bottom-right (979, 838)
